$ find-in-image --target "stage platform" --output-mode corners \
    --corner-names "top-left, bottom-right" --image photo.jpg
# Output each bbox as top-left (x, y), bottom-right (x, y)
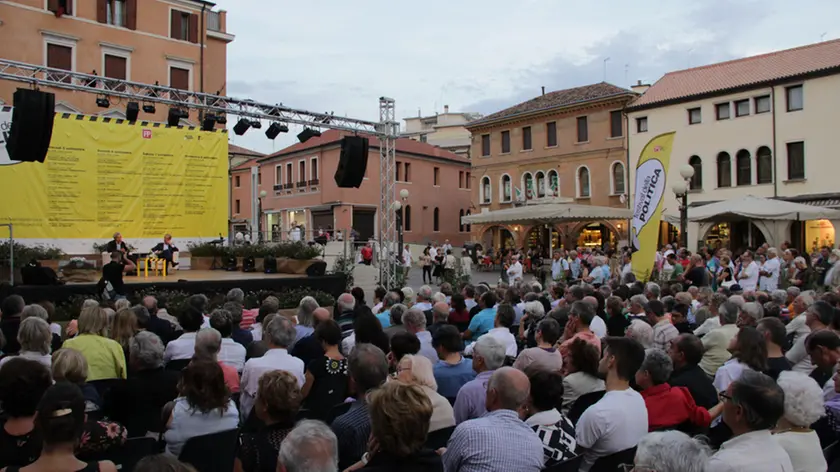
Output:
top-left (1, 269), bottom-right (347, 305)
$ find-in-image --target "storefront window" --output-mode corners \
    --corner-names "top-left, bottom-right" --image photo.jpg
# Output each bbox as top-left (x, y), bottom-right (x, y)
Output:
top-left (806, 219), bottom-right (835, 253)
top-left (576, 224), bottom-right (615, 249)
top-left (705, 222), bottom-right (730, 250)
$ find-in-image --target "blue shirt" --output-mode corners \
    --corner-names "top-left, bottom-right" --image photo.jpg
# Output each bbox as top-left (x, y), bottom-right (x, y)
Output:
top-left (467, 308), bottom-right (496, 340)
top-left (434, 357), bottom-right (476, 400)
top-left (442, 409), bottom-right (545, 472)
top-left (376, 310), bottom-right (391, 328)
top-left (570, 259), bottom-right (581, 279)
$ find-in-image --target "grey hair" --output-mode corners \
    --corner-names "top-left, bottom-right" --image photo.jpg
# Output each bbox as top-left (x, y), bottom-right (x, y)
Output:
top-left (731, 370), bottom-right (785, 431)
top-left (431, 292), bottom-right (447, 303)
top-left (728, 295), bottom-right (745, 308)
top-left (630, 294), bottom-right (648, 309)
top-left (786, 286), bottom-right (801, 298)
top-left (337, 293), bottom-right (355, 313)
top-left (645, 282), bottom-right (661, 298)
top-left (225, 288), bottom-right (245, 304)
top-left (195, 328), bottom-right (222, 359)
top-left (401, 308), bottom-right (427, 331)
top-left (383, 291), bottom-right (401, 308)
top-left (530, 282), bottom-right (543, 293)
top-left (389, 304), bottom-right (407, 324)
top-left (626, 319), bottom-right (653, 349)
top-left (418, 285), bottom-right (433, 301)
top-left (473, 335), bottom-right (506, 370)
top-left (82, 299), bottom-right (100, 310)
top-left (661, 295), bottom-right (676, 313)
top-left (21, 304), bottom-right (49, 322)
top-left (524, 300), bottom-right (545, 320)
top-left (129, 331), bottom-right (165, 369)
top-left (297, 296), bottom-right (320, 328)
top-left (770, 290), bottom-right (788, 305)
top-left (719, 301), bottom-right (740, 324)
top-left (767, 247), bottom-right (778, 257)
top-left (277, 420), bottom-right (338, 472)
top-left (17, 317), bottom-right (51, 355)
top-left (635, 431), bottom-right (711, 472)
top-left (741, 302), bottom-right (764, 322)
top-left (693, 307), bottom-right (712, 326)
top-left (796, 292), bottom-right (815, 308)
top-left (777, 371), bottom-right (826, 427)
top-left (114, 299), bottom-right (131, 312)
top-left (640, 348), bottom-right (673, 385)
top-left (488, 367), bottom-right (530, 411)
top-left (265, 316), bottom-right (296, 348)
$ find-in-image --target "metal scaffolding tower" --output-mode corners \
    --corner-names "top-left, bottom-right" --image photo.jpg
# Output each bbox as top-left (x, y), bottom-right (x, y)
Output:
top-left (0, 59), bottom-right (401, 287)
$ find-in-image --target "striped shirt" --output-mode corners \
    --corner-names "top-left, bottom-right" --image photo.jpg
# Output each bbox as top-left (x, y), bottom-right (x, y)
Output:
top-left (443, 409), bottom-right (544, 472)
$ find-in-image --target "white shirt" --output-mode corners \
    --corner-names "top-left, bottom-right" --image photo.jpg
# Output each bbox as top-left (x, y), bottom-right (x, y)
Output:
top-left (589, 315), bottom-right (607, 339)
top-left (341, 332), bottom-right (356, 357)
top-left (414, 301), bottom-right (432, 312)
top-left (621, 263), bottom-right (632, 277)
top-left (164, 332), bottom-right (197, 363)
top-left (774, 430), bottom-right (826, 472)
top-left (464, 298), bottom-right (477, 312)
top-left (786, 329), bottom-right (815, 373)
top-left (507, 261), bottom-right (523, 284)
top-left (738, 261), bottom-right (759, 291)
top-left (218, 338), bottom-right (246, 372)
top-left (706, 430), bottom-right (793, 472)
top-left (445, 254), bottom-right (457, 269)
top-left (0, 351), bottom-right (52, 369)
top-left (240, 348), bottom-right (305, 419)
top-left (693, 316), bottom-right (721, 337)
top-left (551, 258), bottom-right (569, 280)
top-left (760, 257), bottom-right (781, 291)
top-left (372, 302), bottom-right (383, 314)
top-left (713, 359), bottom-right (752, 393)
top-left (575, 388), bottom-right (648, 472)
top-left (464, 327), bottom-right (518, 357)
top-left (429, 247), bottom-right (438, 259)
top-left (403, 249), bottom-right (412, 268)
top-left (251, 322), bottom-right (263, 342)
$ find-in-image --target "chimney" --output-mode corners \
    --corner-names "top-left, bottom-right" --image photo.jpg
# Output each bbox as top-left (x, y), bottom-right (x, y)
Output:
top-left (631, 79), bottom-right (650, 94)
top-left (541, 86), bottom-right (545, 96)
top-left (444, 105), bottom-right (449, 114)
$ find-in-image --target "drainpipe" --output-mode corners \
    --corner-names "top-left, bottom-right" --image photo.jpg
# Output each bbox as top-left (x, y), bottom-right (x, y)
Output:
top-left (771, 86), bottom-right (778, 198)
top-left (199, 4), bottom-right (206, 121)
top-left (624, 111), bottom-right (632, 243)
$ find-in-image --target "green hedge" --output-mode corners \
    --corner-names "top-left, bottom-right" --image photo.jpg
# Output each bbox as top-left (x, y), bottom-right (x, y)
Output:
top-left (0, 241), bottom-right (64, 268)
top-left (187, 241), bottom-right (322, 260)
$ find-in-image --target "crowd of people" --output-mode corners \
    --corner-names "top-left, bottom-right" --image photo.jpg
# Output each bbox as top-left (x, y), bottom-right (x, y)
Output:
top-left (0, 240), bottom-right (839, 470)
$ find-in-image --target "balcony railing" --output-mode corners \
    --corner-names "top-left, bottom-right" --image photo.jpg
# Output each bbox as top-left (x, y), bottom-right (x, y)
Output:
top-left (309, 179), bottom-right (320, 186)
top-left (207, 11), bottom-right (222, 32)
top-left (296, 181), bottom-right (306, 188)
top-left (273, 184), bottom-right (283, 192)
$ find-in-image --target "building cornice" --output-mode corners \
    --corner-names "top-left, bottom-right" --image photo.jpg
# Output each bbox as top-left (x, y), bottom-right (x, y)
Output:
top-left (471, 145), bottom-right (626, 171)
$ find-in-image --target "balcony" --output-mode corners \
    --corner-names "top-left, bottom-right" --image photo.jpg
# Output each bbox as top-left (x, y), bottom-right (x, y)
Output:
top-left (296, 181), bottom-right (306, 188)
top-left (309, 179), bottom-right (320, 186)
top-left (273, 184), bottom-right (283, 192)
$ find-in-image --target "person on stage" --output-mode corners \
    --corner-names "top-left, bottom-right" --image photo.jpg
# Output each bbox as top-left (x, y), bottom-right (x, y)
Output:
top-left (152, 234), bottom-right (179, 269)
top-left (101, 251), bottom-right (136, 300)
top-left (106, 232), bottom-right (138, 274)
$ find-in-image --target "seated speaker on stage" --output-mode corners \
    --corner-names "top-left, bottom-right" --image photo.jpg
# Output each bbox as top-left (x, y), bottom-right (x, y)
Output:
top-left (104, 232), bottom-right (138, 271)
top-left (151, 234), bottom-right (179, 269)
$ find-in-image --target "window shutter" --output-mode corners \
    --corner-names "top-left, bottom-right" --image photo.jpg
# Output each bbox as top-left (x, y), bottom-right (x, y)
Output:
top-left (104, 55), bottom-right (127, 80)
top-left (47, 0), bottom-right (60, 14)
top-left (96, 0), bottom-right (108, 23)
top-left (188, 13), bottom-right (199, 43)
top-left (125, 0), bottom-right (138, 30)
top-left (170, 10), bottom-right (181, 38)
top-left (47, 44), bottom-right (72, 70)
top-left (170, 67), bottom-right (190, 90)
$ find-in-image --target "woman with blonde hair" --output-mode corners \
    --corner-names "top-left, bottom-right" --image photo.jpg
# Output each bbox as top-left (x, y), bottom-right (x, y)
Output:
top-left (62, 305), bottom-right (126, 381)
top-left (395, 354), bottom-right (455, 432)
top-left (0, 317), bottom-right (52, 368)
top-left (109, 308), bottom-right (138, 361)
top-left (52, 348), bottom-right (101, 411)
top-left (773, 371), bottom-right (827, 472)
top-left (114, 298), bottom-right (131, 312)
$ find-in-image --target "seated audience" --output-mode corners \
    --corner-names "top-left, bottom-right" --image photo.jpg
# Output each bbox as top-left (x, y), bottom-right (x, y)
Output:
top-left (62, 306), bottom-right (126, 381)
top-left (20, 304), bottom-right (61, 355)
top-left (513, 317), bottom-right (563, 372)
top-left (756, 317), bottom-right (792, 380)
top-left (291, 307), bottom-right (333, 368)
top-left (395, 355), bottom-right (455, 432)
top-left (109, 308), bottom-right (138, 361)
top-left (0, 359), bottom-right (54, 468)
top-left (51, 349), bottom-right (101, 411)
top-left (223, 301), bottom-right (254, 349)
top-left (559, 301), bottom-right (601, 360)
top-left (301, 320), bottom-right (349, 421)
top-left (462, 292), bottom-right (497, 341)
top-left (389, 332), bottom-right (420, 371)
top-left (431, 325), bottom-right (475, 402)
top-left (806, 330), bottom-right (840, 390)
top-left (646, 300), bottom-right (678, 351)
top-left (636, 349), bottom-right (711, 432)
top-left (193, 328), bottom-right (239, 395)
top-left (277, 420), bottom-right (339, 472)
top-left (428, 302), bottom-right (451, 338)
top-left (164, 360), bottom-right (239, 457)
top-left (707, 370), bottom-right (794, 472)
top-left (465, 303), bottom-right (517, 358)
top-left (401, 308), bottom-right (438, 364)
top-left (454, 335), bottom-right (506, 424)
top-left (0, 318), bottom-right (51, 368)
top-left (575, 337), bottom-right (648, 471)
top-left (448, 294), bottom-right (471, 332)
top-left (140, 295), bottom-right (177, 342)
top-left (605, 295), bottom-right (630, 337)
top-left (632, 430), bottom-right (711, 472)
top-left (164, 306), bottom-right (204, 364)
top-left (773, 371), bottom-right (826, 472)
top-left (332, 344), bottom-right (389, 471)
top-left (561, 338), bottom-right (605, 415)
top-left (443, 367), bottom-right (544, 472)
top-left (134, 454), bottom-right (196, 472)
top-left (240, 317), bottom-right (303, 420)
top-left (382, 304), bottom-right (408, 339)
top-left (236, 371), bottom-right (302, 472)
top-left (625, 318), bottom-right (654, 349)
top-left (342, 311), bottom-right (390, 357)
top-left (335, 293), bottom-right (357, 334)
top-left (700, 301), bottom-right (741, 376)
top-left (713, 327), bottom-right (768, 394)
top-left (208, 309), bottom-right (246, 373)
top-left (524, 369), bottom-right (577, 466)
top-left (668, 334), bottom-right (718, 409)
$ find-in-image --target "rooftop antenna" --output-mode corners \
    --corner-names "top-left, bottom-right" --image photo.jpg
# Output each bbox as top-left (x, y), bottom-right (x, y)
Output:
top-left (603, 57), bottom-right (610, 82)
top-left (821, 32), bottom-right (828, 41)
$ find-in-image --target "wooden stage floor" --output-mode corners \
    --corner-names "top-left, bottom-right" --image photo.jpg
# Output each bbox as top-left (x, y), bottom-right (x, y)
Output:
top-left (67, 270), bottom-right (300, 285)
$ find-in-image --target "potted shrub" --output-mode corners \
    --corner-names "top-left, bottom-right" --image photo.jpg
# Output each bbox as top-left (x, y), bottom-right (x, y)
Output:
top-left (187, 242), bottom-right (229, 271)
top-left (60, 257), bottom-right (99, 283)
top-left (275, 242), bottom-right (323, 274)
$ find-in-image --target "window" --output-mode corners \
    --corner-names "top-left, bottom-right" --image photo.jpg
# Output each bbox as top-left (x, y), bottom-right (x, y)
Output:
top-left (717, 152), bottom-right (731, 187)
top-left (610, 110), bottom-right (623, 138)
top-left (546, 122), bottom-right (557, 147)
top-left (47, 0), bottom-right (73, 16)
top-left (501, 131), bottom-right (511, 153)
top-left (786, 85), bottom-right (803, 111)
top-left (170, 10), bottom-right (198, 43)
top-left (465, 210), bottom-right (471, 233)
top-left (106, 0), bottom-right (126, 26)
top-left (257, 173), bottom-right (261, 185)
top-left (299, 161), bottom-right (306, 183)
top-left (715, 103), bottom-right (730, 120)
top-left (103, 54), bottom-right (127, 91)
top-left (754, 95), bottom-right (771, 114)
top-left (523, 173), bottom-right (534, 199)
top-left (501, 174), bottom-right (511, 202)
top-left (433, 167), bottom-right (440, 186)
top-left (235, 200), bottom-right (240, 214)
top-left (577, 167), bottom-right (590, 198)
top-left (547, 170), bottom-right (559, 197)
top-left (636, 117), bottom-right (648, 133)
top-left (736, 150), bottom-right (751, 186)
top-left (235, 175), bottom-right (240, 187)
top-left (311, 158), bottom-right (318, 182)
top-left (419, 135), bottom-right (427, 143)
top-left (46, 43), bottom-right (73, 83)
top-left (465, 172), bottom-right (471, 189)
top-left (481, 177), bottom-right (491, 204)
top-left (787, 141), bottom-right (805, 180)
top-left (459, 209), bottom-right (465, 233)
top-left (735, 99), bottom-right (750, 117)
top-left (576, 116), bottom-right (588, 142)
top-left (688, 156), bottom-right (702, 190)
top-left (535, 171), bottom-right (545, 197)
top-left (404, 163), bottom-right (410, 182)
top-left (395, 162), bottom-right (401, 182)
top-left (286, 163), bottom-right (292, 184)
top-left (688, 107), bottom-right (701, 124)
top-left (459, 171), bottom-right (464, 189)
top-left (275, 166), bottom-right (281, 185)
top-left (612, 163), bottom-right (625, 195)
top-left (433, 208), bottom-right (440, 232)
top-left (755, 146), bottom-right (772, 184)
top-left (481, 134), bottom-right (490, 156)
top-left (522, 126), bottom-right (532, 150)
top-left (169, 66), bottom-right (190, 90)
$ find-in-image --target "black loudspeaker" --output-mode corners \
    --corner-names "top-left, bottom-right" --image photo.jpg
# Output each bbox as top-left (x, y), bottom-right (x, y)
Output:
top-left (126, 102), bottom-right (140, 122)
top-left (263, 257), bottom-right (277, 274)
top-left (21, 264), bottom-right (60, 286)
top-left (224, 256), bottom-right (238, 271)
top-left (242, 256), bottom-right (256, 273)
top-left (306, 260), bottom-right (327, 277)
top-left (334, 136), bottom-right (369, 188)
top-left (6, 89), bottom-right (55, 163)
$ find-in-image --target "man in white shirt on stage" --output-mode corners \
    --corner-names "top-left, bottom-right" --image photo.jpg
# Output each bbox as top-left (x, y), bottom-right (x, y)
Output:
top-left (737, 251), bottom-right (760, 292)
top-left (759, 248), bottom-right (781, 292)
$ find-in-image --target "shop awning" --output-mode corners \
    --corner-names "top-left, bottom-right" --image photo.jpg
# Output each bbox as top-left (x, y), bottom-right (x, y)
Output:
top-left (688, 195), bottom-right (840, 222)
top-left (461, 203), bottom-right (632, 226)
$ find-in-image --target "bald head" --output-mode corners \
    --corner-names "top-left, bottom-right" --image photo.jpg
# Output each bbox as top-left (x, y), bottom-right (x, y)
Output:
top-left (486, 367), bottom-right (530, 412)
top-left (313, 307), bottom-right (331, 324)
top-left (337, 293), bottom-right (355, 313)
top-left (583, 296), bottom-right (598, 309)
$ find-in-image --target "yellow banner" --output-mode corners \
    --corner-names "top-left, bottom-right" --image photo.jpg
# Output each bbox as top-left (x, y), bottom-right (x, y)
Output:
top-left (0, 114), bottom-right (228, 240)
top-left (631, 132), bottom-right (675, 281)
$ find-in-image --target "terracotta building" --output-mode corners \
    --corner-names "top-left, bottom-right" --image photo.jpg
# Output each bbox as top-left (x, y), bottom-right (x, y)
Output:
top-left (465, 83), bottom-right (637, 252)
top-left (232, 129), bottom-right (472, 245)
top-left (0, 0), bottom-right (234, 125)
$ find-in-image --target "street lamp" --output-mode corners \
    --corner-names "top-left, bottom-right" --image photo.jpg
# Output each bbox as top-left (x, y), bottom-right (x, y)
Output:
top-left (258, 190), bottom-right (267, 243)
top-left (672, 164), bottom-right (695, 248)
top-left (396, 189), bottom-right (409, 265)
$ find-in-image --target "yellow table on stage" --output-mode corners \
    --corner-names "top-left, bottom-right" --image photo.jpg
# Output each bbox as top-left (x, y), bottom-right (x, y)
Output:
top-left (140, 257), bottom-right (167, 278)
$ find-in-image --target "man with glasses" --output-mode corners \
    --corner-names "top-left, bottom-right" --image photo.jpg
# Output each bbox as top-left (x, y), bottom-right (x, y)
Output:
top-left (706, 370), bottom-right (793, 471)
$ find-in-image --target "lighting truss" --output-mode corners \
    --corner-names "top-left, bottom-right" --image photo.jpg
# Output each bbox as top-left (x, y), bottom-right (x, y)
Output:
top-left (378, 97), bottom-right (398, 289)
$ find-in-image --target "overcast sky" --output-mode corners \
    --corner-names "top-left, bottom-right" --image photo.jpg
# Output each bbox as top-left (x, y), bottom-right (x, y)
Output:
top-left (212, 0), bottom-right (839, 155)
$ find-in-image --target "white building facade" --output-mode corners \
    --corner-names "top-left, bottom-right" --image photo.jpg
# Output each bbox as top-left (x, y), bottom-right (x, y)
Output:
top-left (402, 106), bottom-right (481, 158)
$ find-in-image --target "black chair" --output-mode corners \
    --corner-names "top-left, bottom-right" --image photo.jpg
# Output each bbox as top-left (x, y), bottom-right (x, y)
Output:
top-left (590, 446), bottom-right (636, 472)
top-left (566, 391), bottom-right (606, 426)
top-left (179, 428), bottom-right (239, 472)
top-left (88, 378), bottom-right (125, 403)
top-left (425, 426), bottom-right (455, 450)
top-left (165, 359), bottom-right (191, 372)
top-left (543, 454), bottom-right (584, 472)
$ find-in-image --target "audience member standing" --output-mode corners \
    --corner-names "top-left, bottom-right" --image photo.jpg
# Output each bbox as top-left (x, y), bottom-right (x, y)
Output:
top-left (240, 317), bottom-right (303, 420)
top-left (453, 336), bottom-right (506, 424)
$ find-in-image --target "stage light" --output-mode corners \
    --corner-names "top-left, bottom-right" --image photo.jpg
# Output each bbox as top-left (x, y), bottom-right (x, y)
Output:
top-left (126, 102), bottom-right (140, 122)
top-left (250, 120), bottom-right (262, 130)
top-left (96, 96), bottom-right (110, 108)
top-left (297, 128), bottom-right (321, 143)
top-left (201, 114), bottom-right (216, 132)
top-left (264, 257), bottom-right (277, 274)
top-left (265, 122), bottom-right (289, 140)
top-left (233, 118), bottom-right (251, 136)
top-left (224, 256), bottom-right (238, 271)
top-left (215, 115), bottom-right (227, 125)
top-left (143, 103), bottom-right (156, 114)
top-left (242, 256), bottom-right (256, 273)
top-left (168, 108), bottom-right (186, 126)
